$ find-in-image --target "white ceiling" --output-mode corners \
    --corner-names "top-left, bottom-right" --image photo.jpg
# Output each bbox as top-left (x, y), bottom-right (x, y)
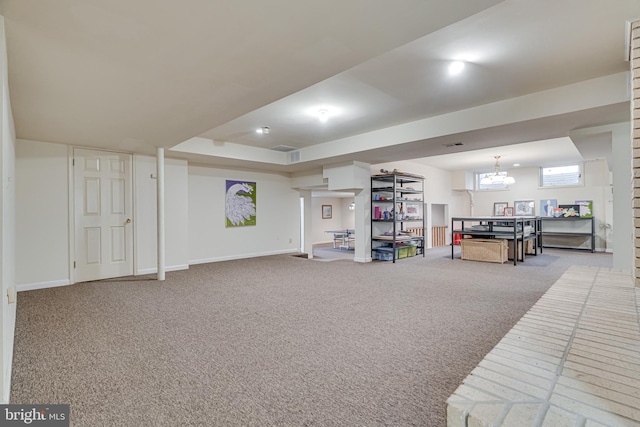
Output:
top-left (1, 0), bottom-right (638, 174)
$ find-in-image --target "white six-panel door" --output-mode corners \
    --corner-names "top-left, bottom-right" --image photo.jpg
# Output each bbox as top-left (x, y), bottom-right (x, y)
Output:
top-left (74, 148), bottom-right (133, 282)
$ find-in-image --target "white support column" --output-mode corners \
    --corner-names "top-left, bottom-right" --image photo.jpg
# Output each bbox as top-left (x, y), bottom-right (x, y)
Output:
top-left (611, 123), bottom-right (632, 271)
top-left (353, 187), bottom-right (372, 263)
top-left (424, 202), bottom-right (432, 249)
top-left (156, 147), bottom-right (165, 281)
top-left (300, 190), bottom-right (313, 259)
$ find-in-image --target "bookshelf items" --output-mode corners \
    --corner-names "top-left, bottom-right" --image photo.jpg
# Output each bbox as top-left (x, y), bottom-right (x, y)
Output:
top-left (371, 172), bottom-right (425, 262)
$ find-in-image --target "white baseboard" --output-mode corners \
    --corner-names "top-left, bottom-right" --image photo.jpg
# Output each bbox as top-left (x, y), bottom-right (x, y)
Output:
top-left (136, 264), bottom-right (189, 275)
top-left (16, 279), bottom-right (70, 292)
top-left (190, 248), bottom-right (298, 265)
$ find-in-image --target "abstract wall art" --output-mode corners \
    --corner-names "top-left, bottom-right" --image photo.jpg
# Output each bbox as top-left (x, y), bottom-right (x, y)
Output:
top-left (225, 180), bottom-right (257, 227)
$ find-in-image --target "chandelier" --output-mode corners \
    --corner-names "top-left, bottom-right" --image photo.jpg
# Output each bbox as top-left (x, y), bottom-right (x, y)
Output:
top-left (480, 156), bottom-right (516, 186)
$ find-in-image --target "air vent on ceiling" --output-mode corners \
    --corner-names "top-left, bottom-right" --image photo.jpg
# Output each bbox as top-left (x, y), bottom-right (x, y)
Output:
top-left (270, 145), bottom-right (298, 152)
top-left (288, 150), bottom-right (301, 164)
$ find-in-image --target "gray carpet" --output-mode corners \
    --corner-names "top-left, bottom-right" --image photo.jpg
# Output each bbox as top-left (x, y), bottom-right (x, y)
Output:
top-left (10, 247), bottom-right (614, 426)
top-left (311, 243), bottom-right (355, 261)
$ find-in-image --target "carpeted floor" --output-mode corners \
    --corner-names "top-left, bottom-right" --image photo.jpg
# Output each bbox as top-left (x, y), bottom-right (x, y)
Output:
top-left (10, 247), bottom-right (614, 426)
top-left (312, 243), bottom-right (356, 261)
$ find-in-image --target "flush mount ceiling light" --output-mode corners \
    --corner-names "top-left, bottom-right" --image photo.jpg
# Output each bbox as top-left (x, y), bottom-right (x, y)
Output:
top-left (317, 109), bottom-right (330, 123)
top-left (256, 126), bottom-right (270, 134)
top-left (448, 60), bottom-right (465, 75)
top-left (306, 106), bottom-right (340, 123)
top-left (480, 155), bottom-right (516, 186)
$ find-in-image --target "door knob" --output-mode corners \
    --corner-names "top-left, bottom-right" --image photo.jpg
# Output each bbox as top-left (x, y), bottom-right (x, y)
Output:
top-left (126, 218), bottom-right (132, 224)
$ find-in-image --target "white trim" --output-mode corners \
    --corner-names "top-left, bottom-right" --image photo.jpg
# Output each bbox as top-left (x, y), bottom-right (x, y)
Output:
top-left (189, 249), bottom-right (298, 265)
top-left (132, 154), bottom-right (138, 278)
top-left (354, 256), bottom-right (372, 263)
top-left (156, 147), bottom-right (165, 281)
top-left (16, 279), bottom-right (70, 292)
top-left (136, 264), bottom-right (189, 275)
top-left (626, 20), bottom-right (633, 61)
top-left (68, 145), bottom-right (75, 284)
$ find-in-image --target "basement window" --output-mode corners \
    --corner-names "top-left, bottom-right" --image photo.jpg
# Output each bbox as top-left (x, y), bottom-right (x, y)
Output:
top-left (540, 164), bottom-right (582, 187)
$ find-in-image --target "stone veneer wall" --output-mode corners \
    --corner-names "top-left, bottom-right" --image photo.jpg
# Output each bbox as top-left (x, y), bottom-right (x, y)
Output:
top-left (633, 20), bottom-right (640, 286)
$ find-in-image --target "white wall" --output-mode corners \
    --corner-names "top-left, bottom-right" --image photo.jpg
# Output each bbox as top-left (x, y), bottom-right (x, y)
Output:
top-left (0, 15), bottom-right (16, 403)
top-left (374, 160), bottom-right (469, 214)
top-left (15, 140), bottom-right (69, 288)
top-left (472, 159), bottom-right (610, 251)
top-left (188, 165), bottom-right (300, 263)
top-left (311, 196), bottom-right (355, 244)
top-left (134, 155), bottom-right (189, 274)
top-left (15, 144), bottom-right (302, 282)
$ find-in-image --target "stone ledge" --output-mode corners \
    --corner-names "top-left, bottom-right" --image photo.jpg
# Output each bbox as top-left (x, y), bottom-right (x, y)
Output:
top-left (447, 266), bottom-right (640, 427)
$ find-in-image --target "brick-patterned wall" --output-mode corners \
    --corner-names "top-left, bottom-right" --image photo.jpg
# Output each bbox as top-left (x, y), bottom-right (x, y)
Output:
top-left (632, 21), bottom-right (640, 286)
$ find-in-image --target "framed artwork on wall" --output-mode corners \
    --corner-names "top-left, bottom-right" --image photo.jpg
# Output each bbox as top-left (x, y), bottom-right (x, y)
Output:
top-left (225, 180), bottom-right (257, 227)
top-left (540, 199), bottom-right (558, 217)
top-left (494, 202), bottom-right (508, 216)
top-left (575, 200), bottom-right (593, 218)
top-left (322, 205), bottom-right (332, 219)
top-left (514, 200), bottom-right (535, 216)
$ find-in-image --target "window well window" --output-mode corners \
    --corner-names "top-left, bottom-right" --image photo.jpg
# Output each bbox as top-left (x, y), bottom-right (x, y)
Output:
top-left (540, 164), bottom-right (582, 187)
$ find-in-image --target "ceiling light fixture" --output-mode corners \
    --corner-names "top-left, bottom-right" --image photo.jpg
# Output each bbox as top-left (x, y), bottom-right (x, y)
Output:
top-left (317, 109), bottom-right (330, 123)
top-left (256, 126), bottom-right (270, 134)
top-left (480, 155), bottom-right (516, 186)
top-left (448, 60), bottom-right (465, 75)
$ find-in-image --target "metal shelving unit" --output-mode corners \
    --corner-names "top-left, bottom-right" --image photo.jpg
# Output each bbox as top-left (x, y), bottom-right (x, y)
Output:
top-left (451, 216), bottom-right (540, 266)
top-left (371, 172), bottom-right (425, 263)
top-left (540, 216), bottom-right (595, 252)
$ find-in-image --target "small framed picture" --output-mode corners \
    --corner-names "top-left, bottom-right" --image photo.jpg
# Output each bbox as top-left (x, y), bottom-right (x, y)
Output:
top-left (514, 200), bottom-right (535, 216)
top-left (322, 205), bottom-right (332, 219)
top-left (540, 199), bottom-right (558, 217)
top-left (494, 202), bottom-right (508, 216)
top-left (575, 200), bottom-right (593, 218)
top-left (504, 207), bottom-right (514, 216)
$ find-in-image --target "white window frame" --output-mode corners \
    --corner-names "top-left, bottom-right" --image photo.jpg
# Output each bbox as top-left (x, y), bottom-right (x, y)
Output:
top-left (539, 163), bottom-right (583, 188)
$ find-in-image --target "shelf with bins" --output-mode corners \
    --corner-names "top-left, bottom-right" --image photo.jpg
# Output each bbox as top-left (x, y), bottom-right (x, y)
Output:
top-left (540, 216), bottom-right (595, 252)
top-left (451, 216), bottom-right (541, 266)
top-left (371, 172), bottom-right (425, 262)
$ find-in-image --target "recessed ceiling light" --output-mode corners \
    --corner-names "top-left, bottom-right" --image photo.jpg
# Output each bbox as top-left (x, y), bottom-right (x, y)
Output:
top-left (448, 60), bottom-right (465, 75)
top-left (256, 126), bottom-right (270, 134)
top-left (513, 163), bottom-right (520, 167)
